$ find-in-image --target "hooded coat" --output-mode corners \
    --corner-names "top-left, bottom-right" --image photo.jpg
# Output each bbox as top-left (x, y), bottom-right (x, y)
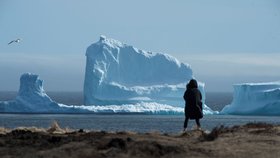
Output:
top-left (183, 79), bottom-right (203, 119)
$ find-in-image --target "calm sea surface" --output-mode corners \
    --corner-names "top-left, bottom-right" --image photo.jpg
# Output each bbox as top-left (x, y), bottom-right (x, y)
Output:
top-left (1, 91), bottom-right (280, 133)
top-left (0, 114), bottom-right (280, 133)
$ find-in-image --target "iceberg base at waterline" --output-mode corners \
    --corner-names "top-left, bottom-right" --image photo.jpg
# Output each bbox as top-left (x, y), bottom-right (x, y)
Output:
top-left (59, 102), bottom-right (217, 115)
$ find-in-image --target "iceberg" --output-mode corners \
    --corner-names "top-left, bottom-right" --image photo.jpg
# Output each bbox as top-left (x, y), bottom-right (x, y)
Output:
top-left (84, 36), bottom-right (217, 114)
top-left (0, 73), bottom-right (61, 112)
top-left (84, 36), bottom-right (192, 104)
top-left (221, 82), bottom-right (280, 115)
top-left (0, 73), bottom-right (83, 113)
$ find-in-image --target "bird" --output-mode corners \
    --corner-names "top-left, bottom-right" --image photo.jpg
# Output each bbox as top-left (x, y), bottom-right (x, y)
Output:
top-left (8, 38), bottom-right (22, 45)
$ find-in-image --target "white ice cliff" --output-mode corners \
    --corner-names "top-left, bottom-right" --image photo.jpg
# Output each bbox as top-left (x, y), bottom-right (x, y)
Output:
top-left (83, 36), bottom-right (217, 114)
top-left (221, 82), bottom-right (280, 115)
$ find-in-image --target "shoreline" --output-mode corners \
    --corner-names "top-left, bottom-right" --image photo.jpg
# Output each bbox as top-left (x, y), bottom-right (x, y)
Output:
top-left (1, 122), bottom-right (280, 158)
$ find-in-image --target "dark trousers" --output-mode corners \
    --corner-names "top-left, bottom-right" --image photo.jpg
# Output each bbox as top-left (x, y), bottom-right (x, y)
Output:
top-left (184, 117), bottom-right (200, 129)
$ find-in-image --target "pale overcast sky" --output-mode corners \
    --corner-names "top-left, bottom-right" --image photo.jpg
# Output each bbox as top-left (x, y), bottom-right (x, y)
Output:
top-left (0, 0), bottom-right (279, 92)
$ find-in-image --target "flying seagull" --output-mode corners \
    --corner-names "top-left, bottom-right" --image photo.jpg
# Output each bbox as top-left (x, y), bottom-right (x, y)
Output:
top-left (8, 38), bottom-right (21, 45)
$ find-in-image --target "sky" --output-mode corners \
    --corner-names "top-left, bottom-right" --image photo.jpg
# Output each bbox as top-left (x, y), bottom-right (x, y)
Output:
top-left (0, 0), bottom-right (279, 92)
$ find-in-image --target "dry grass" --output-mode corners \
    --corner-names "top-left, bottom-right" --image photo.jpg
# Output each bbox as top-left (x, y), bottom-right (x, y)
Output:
top-left (0, 120), bottom-right (74, 135)
top-left (47, 120), bottom-right (66, 134)
top-left (0, 127), bottom-right (10, 134)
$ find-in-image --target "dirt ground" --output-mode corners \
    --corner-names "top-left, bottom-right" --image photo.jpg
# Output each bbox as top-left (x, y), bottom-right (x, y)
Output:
top-left (0, 122), bottom-right (280, 158)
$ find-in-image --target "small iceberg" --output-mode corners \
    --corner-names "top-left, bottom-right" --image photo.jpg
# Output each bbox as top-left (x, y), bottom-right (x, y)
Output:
top-left (221, 82), bottom-right (280, 115)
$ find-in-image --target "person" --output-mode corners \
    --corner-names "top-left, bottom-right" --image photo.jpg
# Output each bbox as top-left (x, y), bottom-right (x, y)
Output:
top-left (183, 79), bottom-right (203, 131)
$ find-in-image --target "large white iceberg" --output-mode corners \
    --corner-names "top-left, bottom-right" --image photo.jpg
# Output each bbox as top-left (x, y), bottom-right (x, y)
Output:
top-left (221, 82), bottom-right (280, 115)
top-left (84, 36), bottom-right (217, 114)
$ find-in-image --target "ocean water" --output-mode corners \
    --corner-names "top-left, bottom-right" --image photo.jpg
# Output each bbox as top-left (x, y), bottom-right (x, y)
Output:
top-left (0, 114), bottom-right (280, 133)
top-left (1, 91), bottom-right (280, 133)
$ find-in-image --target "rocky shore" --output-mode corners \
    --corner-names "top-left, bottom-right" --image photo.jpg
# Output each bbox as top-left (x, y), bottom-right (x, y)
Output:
top-left (0, 122), bottom-right (280, 158)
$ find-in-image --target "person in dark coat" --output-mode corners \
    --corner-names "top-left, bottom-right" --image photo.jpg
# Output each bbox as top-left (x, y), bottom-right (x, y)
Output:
top-left (183, 79), bottom-right (203, 131)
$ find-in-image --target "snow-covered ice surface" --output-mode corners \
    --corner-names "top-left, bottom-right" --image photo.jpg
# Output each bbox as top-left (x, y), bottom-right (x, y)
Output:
top-left (83, 36), bottom-right (217, 114)
top-left (221, 82), bottom-right (280, 115)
